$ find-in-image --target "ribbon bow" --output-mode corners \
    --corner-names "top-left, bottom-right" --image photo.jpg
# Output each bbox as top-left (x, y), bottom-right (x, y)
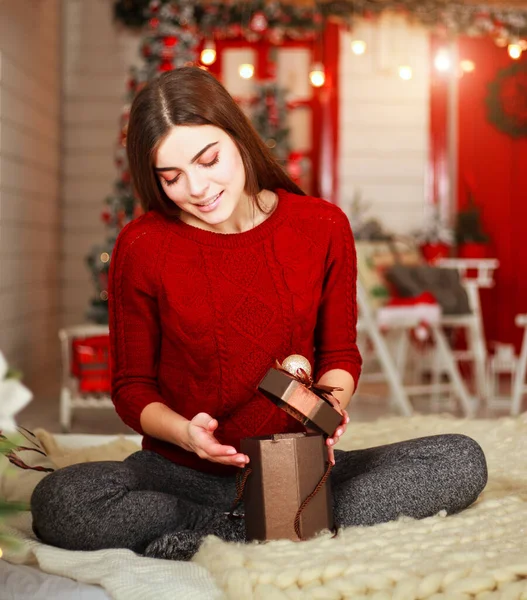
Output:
top-left (275, 360), bottom-right (344, 415)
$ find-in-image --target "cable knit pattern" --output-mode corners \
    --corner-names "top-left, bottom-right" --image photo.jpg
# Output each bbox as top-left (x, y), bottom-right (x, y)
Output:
top-left (108, 189), bottom-right (362, 475)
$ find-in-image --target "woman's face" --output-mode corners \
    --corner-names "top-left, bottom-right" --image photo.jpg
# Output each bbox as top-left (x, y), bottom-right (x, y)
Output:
top-left (154, 124), bottom-right (247, 228)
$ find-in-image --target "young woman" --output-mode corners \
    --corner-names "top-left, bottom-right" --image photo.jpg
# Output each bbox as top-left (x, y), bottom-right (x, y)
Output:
top-left (31, 67), bottom-right (487, 561)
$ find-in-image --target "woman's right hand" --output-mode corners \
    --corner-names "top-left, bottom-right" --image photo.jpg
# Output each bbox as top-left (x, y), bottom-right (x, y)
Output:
top-left (185, 412), bottom-right (249, 467)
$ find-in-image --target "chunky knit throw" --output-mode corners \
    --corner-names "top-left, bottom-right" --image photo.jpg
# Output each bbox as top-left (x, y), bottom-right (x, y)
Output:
top-left (108, 190), bottom-right (362, 475)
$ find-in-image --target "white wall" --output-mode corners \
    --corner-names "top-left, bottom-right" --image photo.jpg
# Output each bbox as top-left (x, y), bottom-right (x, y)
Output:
top-left (0, 0), bottom-right (62, 395)
top-left (339, 15), bottom-right (430, 234)
top-left (62, 0), bottom-right (140, 326)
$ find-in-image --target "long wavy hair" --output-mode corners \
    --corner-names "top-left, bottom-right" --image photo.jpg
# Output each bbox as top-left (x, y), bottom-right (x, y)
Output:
top-left (126, 66), bottom-right (305, 216)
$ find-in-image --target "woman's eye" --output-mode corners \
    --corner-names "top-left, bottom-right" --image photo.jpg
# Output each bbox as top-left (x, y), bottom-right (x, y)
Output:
top-left (201, 155), bottom-right (219, 168)
top-left (164, 175), bottom-right (180, 186)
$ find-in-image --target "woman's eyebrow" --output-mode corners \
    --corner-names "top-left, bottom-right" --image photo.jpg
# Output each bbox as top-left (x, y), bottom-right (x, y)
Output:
top-left (154, 142), bottom-right (219, 172)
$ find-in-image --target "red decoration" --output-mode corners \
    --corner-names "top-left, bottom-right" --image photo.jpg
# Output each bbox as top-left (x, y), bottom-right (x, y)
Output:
top-left (250, 11), bottom-right (268, 33)
top-left (101, 210), bottom-right (111, 224)
top-left (142, 44), bottom-right (151, 58)
top-left (420, 242), bottom-right (451, 264)
top-left (158, 60), bottom-right (173, 72)
top-left (149, 17), bottom-right (160, 29)
top-left (71, 336), bottom-right (111, 394)
top-left (163, 36), bottom-right (178, 47)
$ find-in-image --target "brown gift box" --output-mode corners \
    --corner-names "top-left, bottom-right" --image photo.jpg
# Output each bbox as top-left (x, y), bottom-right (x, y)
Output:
top-left (258, 367), bottom-right (342, 437)
top-left (240, 432), bottom-right (333, 541)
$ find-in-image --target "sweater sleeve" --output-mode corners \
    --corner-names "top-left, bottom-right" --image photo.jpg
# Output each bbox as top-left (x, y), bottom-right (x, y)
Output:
top-left (108, 223), bottom-right (166, 435)
top-left (314, 208), bottom-right (362, 387)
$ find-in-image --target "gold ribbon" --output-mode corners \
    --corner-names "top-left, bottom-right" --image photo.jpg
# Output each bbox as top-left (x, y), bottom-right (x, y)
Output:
top-left (275, 360), bottom-right (344, 415)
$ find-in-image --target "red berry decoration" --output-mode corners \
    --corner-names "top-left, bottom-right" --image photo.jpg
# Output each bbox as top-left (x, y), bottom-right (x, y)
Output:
top-left (158, 60), bottom-right (173, 72)
top-left (149, 17), bottom-right (160, 29)
top-left (163, 36), bottom-right (178, 47)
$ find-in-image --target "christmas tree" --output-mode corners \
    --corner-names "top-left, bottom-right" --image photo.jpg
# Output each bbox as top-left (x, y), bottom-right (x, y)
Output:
top-left (85, 0), bottom-right (199, 323)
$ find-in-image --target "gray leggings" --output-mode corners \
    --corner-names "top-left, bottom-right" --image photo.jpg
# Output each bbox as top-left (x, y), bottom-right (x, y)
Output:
top-left (31, 434), bottom-right (487, 554)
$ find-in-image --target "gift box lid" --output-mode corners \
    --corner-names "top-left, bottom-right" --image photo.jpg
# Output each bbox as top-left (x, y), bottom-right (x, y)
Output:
top-left (258, 366), bottom-right (342, 437)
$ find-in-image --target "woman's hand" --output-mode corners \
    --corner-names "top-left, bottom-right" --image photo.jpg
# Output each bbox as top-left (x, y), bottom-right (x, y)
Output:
top-left (325, 410), bottom-right (349, 465)
top-left (186, 412), bottom-right (249, 468)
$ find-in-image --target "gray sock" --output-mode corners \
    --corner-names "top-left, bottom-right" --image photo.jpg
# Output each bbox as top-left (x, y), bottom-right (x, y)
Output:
top-left (144, 514), bottom-right (245, 561)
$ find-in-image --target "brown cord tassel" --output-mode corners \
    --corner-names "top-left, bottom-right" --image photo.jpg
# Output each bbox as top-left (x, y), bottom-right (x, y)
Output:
top-left (228, 466), bottom-right (252, 518)
top-left (294, 461), bottom-right (333, 540)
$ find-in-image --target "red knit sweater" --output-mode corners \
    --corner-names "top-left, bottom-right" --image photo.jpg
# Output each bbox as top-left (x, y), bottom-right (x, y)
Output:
top-left (108, 189), bottom-right (362, 475)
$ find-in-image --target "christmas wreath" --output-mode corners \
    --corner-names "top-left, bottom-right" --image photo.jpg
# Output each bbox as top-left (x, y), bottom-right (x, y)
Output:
top-left (486, 62), bottom-right (527, 138)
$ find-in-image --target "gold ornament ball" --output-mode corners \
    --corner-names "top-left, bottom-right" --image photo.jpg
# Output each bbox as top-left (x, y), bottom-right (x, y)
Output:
top-left (282, 354), bottom-right (312, 377)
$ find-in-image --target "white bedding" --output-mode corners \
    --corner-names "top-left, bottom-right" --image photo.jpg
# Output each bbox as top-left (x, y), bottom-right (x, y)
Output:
top-left (1, 433), bottom-right (224, 600)
top-left (0, 560), bottom-right (110, 600)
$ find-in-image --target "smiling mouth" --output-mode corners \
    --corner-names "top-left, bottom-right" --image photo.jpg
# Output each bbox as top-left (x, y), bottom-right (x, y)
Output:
top-left (194, 192), bottom-right (223, 207)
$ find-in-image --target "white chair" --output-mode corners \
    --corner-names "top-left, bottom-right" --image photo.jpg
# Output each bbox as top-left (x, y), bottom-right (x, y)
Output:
top-left (356, 281), bottom-right (476, 417)
top-left (59, 324), bottom-right (111, 432)
top-left (511, 314), bottom-right (527, 416)
top-left (436, 258), bottom-right (499, 402)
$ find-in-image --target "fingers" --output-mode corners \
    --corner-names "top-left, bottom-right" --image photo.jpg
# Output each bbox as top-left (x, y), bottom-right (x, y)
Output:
top-left (327, 446), bottom-right (335, 465)
top-left (192, 412), bottom-right (215, 429)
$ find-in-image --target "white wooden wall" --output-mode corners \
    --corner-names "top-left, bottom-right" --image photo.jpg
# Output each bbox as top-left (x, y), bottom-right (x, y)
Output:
top-left (62, 0), bottom-right (140, 327)
top-left (339, 15), bottom-right (430, 233)
top-left (0, 0), bottom-right (62, 394)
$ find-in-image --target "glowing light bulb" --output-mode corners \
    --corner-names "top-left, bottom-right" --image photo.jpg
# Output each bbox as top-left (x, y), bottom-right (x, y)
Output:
top-left (508, 43), bottom-right (522, 60)
top-left (520, 39), bottom-right (527, 51)
top-left (351, 39), bottom-right (367, 55)
top-left (495, 37), bottom-right (508, 48)
top-left (200, 40), bottom-right (216, 66)
top-left (309, 62), bottom-right (325, 87)
top-left (239, 63), bottom-right (254, 79)
top-left (460, 60), bottom-right (475, 73)
top-left (434, 49), bottom-right (451, 72)
top-left (398, 65), bottom-right (413, 80)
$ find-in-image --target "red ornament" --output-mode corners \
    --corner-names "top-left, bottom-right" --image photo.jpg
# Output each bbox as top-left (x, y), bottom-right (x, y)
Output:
top-left (122, 171), bottom-right (131, 184)
top-left (149, 17), bottom-right (160, 29)
top-left (142, 44), bottom-right (151, 58)
top-left (163, 36), bottom-right (178, 47)
top-left (250, 11), bottom-right (268, 33)
top-left (101, 210), bottom-right (111, 224)
top-left (158, 60), bottom-right (173, 72)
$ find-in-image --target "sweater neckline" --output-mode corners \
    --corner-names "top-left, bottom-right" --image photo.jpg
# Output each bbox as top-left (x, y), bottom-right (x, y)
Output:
top-left (169, 188), bottom-right (288, 248)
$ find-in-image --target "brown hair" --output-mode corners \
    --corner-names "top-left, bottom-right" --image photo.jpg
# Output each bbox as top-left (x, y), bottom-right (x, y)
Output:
top-left (126, 66), bottom-right (305, 216)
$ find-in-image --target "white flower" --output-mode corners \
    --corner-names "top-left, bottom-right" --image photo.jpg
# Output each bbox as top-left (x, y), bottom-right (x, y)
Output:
top-left (0, 352), bottom-right (32, 432)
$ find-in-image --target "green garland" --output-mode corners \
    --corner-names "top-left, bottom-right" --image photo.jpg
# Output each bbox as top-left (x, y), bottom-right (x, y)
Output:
top-left (486, 62), bottom-right (527, 138)
top-left (113, 0), bottom-right (527, 39)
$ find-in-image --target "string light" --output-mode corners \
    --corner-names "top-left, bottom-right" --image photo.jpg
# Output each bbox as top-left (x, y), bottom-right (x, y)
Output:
top-left (508, 43), bottom-right (522, 59)
top-left (398, 65), bottom-right (413, 80)
top-left (200, 40), bottom-right (216, 66)
top-left (100, 252), bottom-right (110, 263)
top-left (238, 63), bottom-right (254, 79)
top-left (351, 39), bottom-right (367, 55)
top-left (434, 49), bottom-right (451, 72)
top-left (309, 62), bottom-right (325, 87)
top-left (520, 39), bottom-right (527, 51)
top-left (460, 59), bottom-right (475, 73)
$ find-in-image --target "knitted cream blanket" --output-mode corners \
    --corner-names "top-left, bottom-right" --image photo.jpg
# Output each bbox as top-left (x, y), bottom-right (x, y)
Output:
top-left (195, 413), bottom-right (527, 600)
top-left (3, 414), bottom-right (527, 600)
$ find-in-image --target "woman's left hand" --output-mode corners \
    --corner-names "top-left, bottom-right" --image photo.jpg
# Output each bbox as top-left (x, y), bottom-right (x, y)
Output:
top-left (326, 409), bottom-right (349, 465)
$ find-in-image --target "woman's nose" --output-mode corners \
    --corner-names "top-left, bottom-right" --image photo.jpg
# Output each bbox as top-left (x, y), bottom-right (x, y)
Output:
top-left (187, 170), bottom-right (209, 198)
